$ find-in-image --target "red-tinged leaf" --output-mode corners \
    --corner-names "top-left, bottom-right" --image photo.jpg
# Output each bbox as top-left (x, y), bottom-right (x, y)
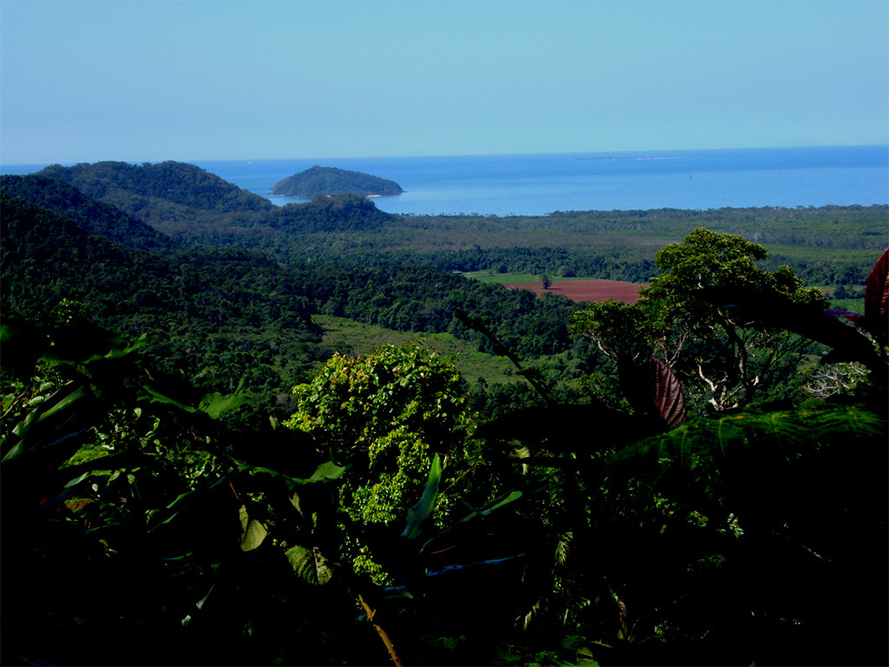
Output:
top-left (864, 247), bottom-right (889, 323)
top-left (646, 356), bottom-right (687, 429)
top-left (618, 354), bottom-right (686, 430)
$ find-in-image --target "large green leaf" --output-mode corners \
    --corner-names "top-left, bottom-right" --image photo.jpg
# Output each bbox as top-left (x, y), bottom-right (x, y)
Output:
top-left (611, 404), bottom-right (887, 475)
top-left (238, 503), bottom-right (268, 552)
top-left (285, 544), bottom-right (333, 585)
top-left (402, 453), bottom-right (442, 540)
top-left (199, 379), bottom-right (252, 419)
top-left (141, 386), bottom-right (197, 413)
top-left (2, 384), bottom-right (92, 464)
top-left (147, 473), bottom-right (233, 532)
top-left (248, 460), bottom-right (349, 490)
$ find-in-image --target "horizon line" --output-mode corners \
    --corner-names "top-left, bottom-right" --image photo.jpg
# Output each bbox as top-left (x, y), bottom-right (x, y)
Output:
top-left (2, 143), bottom-right (887, 170)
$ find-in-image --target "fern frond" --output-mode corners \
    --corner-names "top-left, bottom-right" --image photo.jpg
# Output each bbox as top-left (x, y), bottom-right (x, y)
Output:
top-left (554, 530), bottom-right (573, 568)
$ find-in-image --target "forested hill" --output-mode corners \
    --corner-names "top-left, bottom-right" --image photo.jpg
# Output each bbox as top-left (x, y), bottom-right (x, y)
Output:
top-left (38, 160), bottom-right (272, 214)
top-left (0, 190), bottom-right (164, 318)
top-left (0, 191), bottom-right (322, 399)
top-left (29, 161), bottom-right (398, 242)
top-left (0, 174), bottom-right (178, 254)
top-left (272, 165), bottom-right (404, 197)
top-left (271, 193), bottom-right (396, 232)
top-left (36, 161), bottom-right (275, 241)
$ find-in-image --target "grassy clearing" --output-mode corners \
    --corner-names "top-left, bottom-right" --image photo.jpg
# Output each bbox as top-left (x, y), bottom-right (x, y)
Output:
top-left (312, 314), bottom-right (532, 384)
top-left (813, 287), bottom-right (865, 314)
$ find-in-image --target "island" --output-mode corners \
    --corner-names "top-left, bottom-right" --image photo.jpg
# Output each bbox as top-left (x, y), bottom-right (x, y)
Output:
top-left (271, 165), bottom-right (404, 198)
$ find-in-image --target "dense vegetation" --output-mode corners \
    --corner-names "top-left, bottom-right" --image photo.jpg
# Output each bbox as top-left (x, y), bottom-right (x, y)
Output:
top-left (1, 161), bottom-right (887, 666)
top-left (272, 165), bottom-right (404, 198)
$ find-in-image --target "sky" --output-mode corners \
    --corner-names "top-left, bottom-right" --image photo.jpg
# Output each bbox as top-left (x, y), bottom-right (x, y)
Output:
top-left (1, 0), bottom-right (887, 165)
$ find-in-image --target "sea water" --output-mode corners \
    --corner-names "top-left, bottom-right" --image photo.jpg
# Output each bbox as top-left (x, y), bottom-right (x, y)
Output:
top-left (195, 145), bottom-right (889, 216)
top-left (4, 145), bottom-right (886, 216)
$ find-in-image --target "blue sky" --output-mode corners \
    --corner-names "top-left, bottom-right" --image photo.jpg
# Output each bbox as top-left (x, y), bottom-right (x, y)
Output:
top-left (1, 0), bottom-right (887, 164)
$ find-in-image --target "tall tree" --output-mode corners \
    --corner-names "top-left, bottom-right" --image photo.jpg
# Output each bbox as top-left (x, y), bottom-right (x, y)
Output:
top-left (572, 228), bottom-right (828, 412)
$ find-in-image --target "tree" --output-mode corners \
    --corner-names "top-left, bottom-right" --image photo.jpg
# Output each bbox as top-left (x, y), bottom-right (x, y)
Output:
top-left (572, 228), bottom-right (828, 412)
top-left (284, 343), bottom-right (476, 528)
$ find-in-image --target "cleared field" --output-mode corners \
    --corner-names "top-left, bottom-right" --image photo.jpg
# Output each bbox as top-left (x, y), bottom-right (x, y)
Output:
top-left (505, 279), bottom-right (643, 303)
top-left (311, 314), bottom-right (558, 384)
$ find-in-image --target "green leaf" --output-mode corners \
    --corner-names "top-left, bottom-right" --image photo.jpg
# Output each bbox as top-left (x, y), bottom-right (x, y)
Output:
top-left (249, 460), bottom-right (349, 489)
top-left (239, 503), bottom-right (268, 552)
top-left (285, 545), bottom-right (333, 585)
top-left (3, 384), bottom-right (92, 464)
top-left (402, 453), bottom-right (443, 540)
top-left (141, 386), bottom-right (196, 413)
top-left (294, 460), bottom-right (349, 484)
top-left (199, 379), bottom-right (253, 419)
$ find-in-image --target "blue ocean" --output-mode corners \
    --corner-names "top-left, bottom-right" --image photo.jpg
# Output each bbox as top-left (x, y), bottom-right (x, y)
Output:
top-left (5, 145), bottom-right (887, 216)
top-left (196, 145), bottom-right (889, 216)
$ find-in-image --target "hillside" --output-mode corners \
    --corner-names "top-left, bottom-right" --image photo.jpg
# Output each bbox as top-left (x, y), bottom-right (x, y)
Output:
top-left (36, 161), bottom-right (275, 241)
top-left (4, 162), bottom-right (885, 387)
top-left (38, 160), bottom-right (273, 213)
top-left (271, 165), bottom-right (404, 197)
top-left (0, 191), bottom-right (323, 404)
top-left (271, 192), bottom-right (397, 232)
top-left (0, 174), bottom-right (178, 254)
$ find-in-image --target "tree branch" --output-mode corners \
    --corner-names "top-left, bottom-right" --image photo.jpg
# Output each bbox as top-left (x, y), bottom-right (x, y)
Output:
top-left (359, 593), bottom-right (404, 667)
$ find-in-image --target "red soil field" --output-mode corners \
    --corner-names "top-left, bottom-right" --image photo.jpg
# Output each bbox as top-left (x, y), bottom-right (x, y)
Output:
top-left (505, 279), bottom-right (644, 303)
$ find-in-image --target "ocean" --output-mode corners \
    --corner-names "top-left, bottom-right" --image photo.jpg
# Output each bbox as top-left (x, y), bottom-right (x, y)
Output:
top-left (204, 145), bottom-right (889, 216)
top-left (4, 145), bottom-right (887, 217)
